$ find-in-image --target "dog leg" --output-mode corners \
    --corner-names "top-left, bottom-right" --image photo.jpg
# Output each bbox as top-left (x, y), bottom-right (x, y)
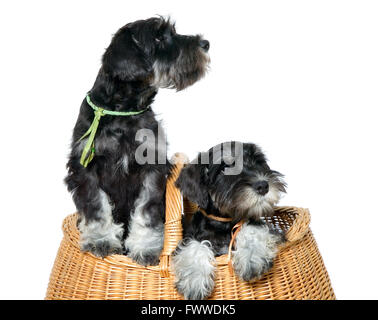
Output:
top-left (172, 239), bottom-right (216, 300)
top-left (67, 166), bottom-right (124, 258)
top-left (124, 170), bottom-right (165, 266)
top-left (75, 188), bottom-right (124, 258)
top-left (232, 222), bottom-right (284, 281)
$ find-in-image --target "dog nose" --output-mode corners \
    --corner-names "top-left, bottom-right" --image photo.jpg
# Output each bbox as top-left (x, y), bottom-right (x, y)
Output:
top-left (199, 39), bottom-right (210, 52)
top-left (253, 181), bottom-right (269, 196)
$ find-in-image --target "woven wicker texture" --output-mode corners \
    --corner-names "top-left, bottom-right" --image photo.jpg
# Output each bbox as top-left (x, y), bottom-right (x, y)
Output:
top-left (46, 155), bottom-right (335, 300)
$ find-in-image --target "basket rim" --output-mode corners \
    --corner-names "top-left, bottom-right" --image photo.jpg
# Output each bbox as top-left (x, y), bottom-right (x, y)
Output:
top-left (61, 205), bottom-right (310, 273)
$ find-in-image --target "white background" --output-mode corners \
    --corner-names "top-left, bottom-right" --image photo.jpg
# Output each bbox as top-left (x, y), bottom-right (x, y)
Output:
top-left (0, 0), bottom-right (377, 300)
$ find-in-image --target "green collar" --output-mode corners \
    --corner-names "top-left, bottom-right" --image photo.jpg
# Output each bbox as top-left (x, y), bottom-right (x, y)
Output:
top-left (78, 94), bottom-right (150, 167)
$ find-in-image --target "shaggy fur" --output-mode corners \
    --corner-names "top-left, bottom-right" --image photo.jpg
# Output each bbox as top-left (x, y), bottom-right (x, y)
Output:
top-left (65, 16), bottom-right (209, 265)
top-left (172, 239), bottom-right (216, 300)
top-left (172, 142), bottom-right (286, 299)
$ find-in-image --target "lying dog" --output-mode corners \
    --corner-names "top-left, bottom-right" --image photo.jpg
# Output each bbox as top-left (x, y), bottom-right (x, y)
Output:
top-left (173, 142), bottom-right (286, 299)
top-left (65, 17), bottom-right (210, 265)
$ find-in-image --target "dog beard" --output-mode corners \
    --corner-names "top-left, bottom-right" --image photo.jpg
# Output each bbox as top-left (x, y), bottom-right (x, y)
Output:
top-left (153, 45), bottom-right (210, 90)
top-left (211, 174), bottom-right (285, 221)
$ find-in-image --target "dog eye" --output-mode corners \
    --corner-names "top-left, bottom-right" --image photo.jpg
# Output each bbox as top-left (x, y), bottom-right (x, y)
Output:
top-left (155, 34), bottom-right (168, 43)
top-left (155, 31), bottom-right (172, 43)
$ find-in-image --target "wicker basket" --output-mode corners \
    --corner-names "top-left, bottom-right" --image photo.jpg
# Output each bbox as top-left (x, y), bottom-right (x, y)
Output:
top-left (46, 156), bottom-right (335, 300)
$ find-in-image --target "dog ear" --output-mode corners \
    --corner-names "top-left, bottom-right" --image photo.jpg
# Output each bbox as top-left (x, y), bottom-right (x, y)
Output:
top-left (175, 162), bottom-right (209, 208)
top-left (102, 27), bottom-right (151, 81)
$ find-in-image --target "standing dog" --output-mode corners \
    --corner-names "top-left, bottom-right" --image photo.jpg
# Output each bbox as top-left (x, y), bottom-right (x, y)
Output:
top-left (65, 17), bottom-right (210, 265)
top-left (173, 142), bottom-right (286, 299)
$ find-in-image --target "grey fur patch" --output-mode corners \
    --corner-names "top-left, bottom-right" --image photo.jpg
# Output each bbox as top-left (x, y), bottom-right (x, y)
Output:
top-left (152, 49), bottom-right (210, 90)
top-left (234, 174), bottom-right (284, 219)
top-left (78, 189), bottom-right (124, 258)
top-left (232, 223), bottom-right (281, 281)
top-left (172, 239), bottom-right (216, 300)
top-left (72, 138), bottom-right (87, 157)
top-left (124, 172), bottom-right (164, 266)
top-left (121, 155), bottom-right (129, 174)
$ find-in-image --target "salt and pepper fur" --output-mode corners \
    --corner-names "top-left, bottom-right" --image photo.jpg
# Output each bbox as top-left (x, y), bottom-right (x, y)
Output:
top-left (65, 17), bottom-right (286, 298)
top-left (172, 239), bottom-right (216, 300)
top-left (124, 172), bottom-right (165, 265)
top-left (65, 16), bottom-right (209, 262)
top-left (78, 189), bottom-right (124, 257)
top-left (173, 142), bottom-right (286, 299)
top-left (232, 223), bottom-right (283, 281)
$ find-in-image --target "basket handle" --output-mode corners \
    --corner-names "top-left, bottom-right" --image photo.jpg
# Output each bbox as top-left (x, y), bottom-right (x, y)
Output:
top-left (282, 206), bottom-right (311, 244)
top-left (159, 153), bottom-right (187, 277)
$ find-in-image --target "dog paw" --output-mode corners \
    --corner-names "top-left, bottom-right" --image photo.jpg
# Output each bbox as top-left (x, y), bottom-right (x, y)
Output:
top-left (175, 276), bottom-right (215, 300)
top-left (172, 239), bottom-right (216, 300)
top-left (81, 239), bottom-right (122, 258)
top-left (124, 223), bottom-right (164, 266)
top-left (233, 255), bottom-right (274, 282)
top-left (271, 229), bottom-right (286, 245)
top-left (124, 237), bottom-right (163, 266)
top-left (127, 251), bottom-right (160, 266)
top-left (232, 224), bottom-right (282, 282)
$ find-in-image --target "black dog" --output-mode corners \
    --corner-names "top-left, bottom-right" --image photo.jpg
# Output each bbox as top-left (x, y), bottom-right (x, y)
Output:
top-left (173, 142), bottom-right (286, 299)
top-left (65, 17), bottom-right (210, 265)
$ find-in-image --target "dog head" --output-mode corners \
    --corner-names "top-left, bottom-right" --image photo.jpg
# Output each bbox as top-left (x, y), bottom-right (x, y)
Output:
top-left (175, 142), bottom-right (287, 221)
top-left (102, 16), bottom-right (210, 90)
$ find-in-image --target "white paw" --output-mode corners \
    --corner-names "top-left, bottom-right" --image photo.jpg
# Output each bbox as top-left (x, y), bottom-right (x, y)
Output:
top-left (232, 224), bottom-right (283, 281)
top-left (173, 239), bottom-right (216, 300)
top-left (124, 224), bottom-right (164, 266)
top-left (78, 215), bottom-right (124, 258)
top-left (81, 238), bottom-right (123, 258)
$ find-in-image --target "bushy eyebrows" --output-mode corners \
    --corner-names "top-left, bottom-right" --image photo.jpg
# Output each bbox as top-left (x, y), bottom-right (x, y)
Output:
top-left (171, 22), bottom-right (176, 33)
top-left (243, 160), bottom-right (269, 170)
top-left (157, 20), bottom-right (176, 34)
